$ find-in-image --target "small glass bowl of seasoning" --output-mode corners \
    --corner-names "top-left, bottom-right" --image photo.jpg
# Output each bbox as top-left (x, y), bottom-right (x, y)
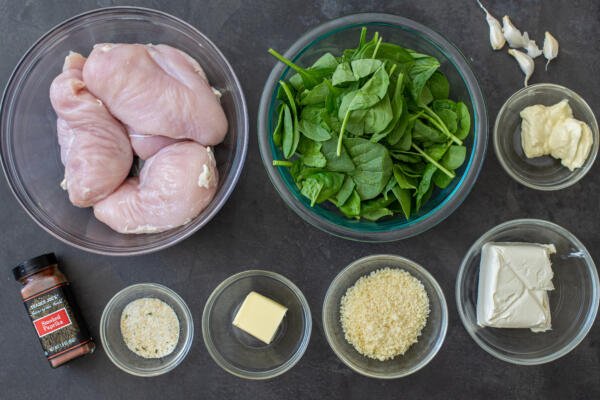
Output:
top-left (322, 254), bottom-right (448, 379)
top-left (202, 270), bottom-right (312, 380)
top-left (99, 283), bottom-right (193, 377)
top-left (494, 83), bottom-right (599, 190)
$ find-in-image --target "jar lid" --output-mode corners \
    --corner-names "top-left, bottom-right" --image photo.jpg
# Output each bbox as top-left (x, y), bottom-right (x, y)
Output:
top-left (13, 253), bottom-right (58, 281)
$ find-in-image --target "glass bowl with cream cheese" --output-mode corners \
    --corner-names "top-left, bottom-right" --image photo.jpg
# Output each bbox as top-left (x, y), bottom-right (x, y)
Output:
top-left (494, 83), bottom-right (599, 190)
top-left (100, 283), bottom-right (194, 376)
top-left (456, 219), bottom-right (599, 365)
top-left (322, 254), bottom-right (448, 379)
top-left (201, 270), bottom-right (312, 380)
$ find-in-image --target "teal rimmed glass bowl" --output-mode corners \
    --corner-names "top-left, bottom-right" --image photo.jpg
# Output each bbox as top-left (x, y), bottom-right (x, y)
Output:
top-left (258, 13), bottom-right (487, 242)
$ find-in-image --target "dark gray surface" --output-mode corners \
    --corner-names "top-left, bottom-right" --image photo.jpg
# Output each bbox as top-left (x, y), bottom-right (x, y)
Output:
top-left (0, 0), bottom-right (598, 398)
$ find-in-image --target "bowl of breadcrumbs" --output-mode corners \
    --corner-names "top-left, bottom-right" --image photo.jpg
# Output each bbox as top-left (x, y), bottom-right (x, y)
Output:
top-left (322, 254), bottom-right (448, 378)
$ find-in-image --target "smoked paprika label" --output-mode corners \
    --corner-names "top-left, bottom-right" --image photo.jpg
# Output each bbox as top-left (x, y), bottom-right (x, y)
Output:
top-left (24, 284), bottom-right (91, 358)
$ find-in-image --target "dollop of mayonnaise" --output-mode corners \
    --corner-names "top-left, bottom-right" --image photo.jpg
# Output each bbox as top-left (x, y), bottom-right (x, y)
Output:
top-left (520, 99), bottom-right (593, 170)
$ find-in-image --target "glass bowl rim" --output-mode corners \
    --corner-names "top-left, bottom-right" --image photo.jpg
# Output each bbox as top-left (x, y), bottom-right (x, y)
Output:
top-left (257, 12), bottom-right (488, 243)
top-left (99, 282), bottom-right (194, 377)
top-left (201, 269), bottom-right (313, 380)
top-left (0, 6), bottom-right (249, 256)
top-left (455, 218), bottom-right (600, 365)
top-left (493, 83), bottom-right (599, 191)
top-left (322, 254), bottom-right (449, 379)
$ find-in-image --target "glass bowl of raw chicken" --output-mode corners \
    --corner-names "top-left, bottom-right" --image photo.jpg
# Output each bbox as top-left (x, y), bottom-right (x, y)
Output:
top-left (0, 7), bottom-right (248, 255)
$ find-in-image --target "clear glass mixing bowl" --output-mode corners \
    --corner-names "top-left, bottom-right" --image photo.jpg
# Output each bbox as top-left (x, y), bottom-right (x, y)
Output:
top-left (322, 254), bottom-right (448, 378)
top-left (202, 270), bottom-right (312, 380)
top-left (258, 13), bottom-right (487, 242)
top-left (456, 219), bottom-right (599, 365)
top-left (0, 7), bottom-right (248, 255)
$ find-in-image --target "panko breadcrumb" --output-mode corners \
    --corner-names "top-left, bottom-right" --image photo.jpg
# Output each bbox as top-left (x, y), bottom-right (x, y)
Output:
top-left (340, 268), bottom-right (430, 361)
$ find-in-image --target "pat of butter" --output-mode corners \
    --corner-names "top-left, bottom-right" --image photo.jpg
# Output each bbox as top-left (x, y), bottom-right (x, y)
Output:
top-left (232, 291), bottom-right (287, 344)
top-left (476, 242), bottom-right (555, 333)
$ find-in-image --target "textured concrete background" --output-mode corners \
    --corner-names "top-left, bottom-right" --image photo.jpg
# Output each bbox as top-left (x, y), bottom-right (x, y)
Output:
top-left (1, 0), bottom-right (599, 398)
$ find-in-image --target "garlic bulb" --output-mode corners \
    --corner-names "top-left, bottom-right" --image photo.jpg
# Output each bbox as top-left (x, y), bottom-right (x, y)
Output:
top-left (543, 31), bottom-right (559, 70)
top-left (508, 49), bottom-right (534, 87)
top-left (476, 0), bottom-right (505, 50)
top-left (502, 16), bottom-right (527, 48)
top-left (522, 32), bottom-right (543, 58)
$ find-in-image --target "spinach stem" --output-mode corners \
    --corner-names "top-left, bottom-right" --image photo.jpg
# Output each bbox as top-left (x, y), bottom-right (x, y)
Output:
top-left (412, 144), bottom-right (455, 178)
top-left (269, 49), bottom-right (306, 75)
top-left (272, 160), bottom-right (294, 167)
top-left (337, 109), bottom-right (352, 156)
top-left (372, 36), bottom-right (383, 58)
top-left (422, 106), bottom-right (463, 145)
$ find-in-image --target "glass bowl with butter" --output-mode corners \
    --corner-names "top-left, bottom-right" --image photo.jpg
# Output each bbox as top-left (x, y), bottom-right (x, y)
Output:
top-left (322, 254), bottom-right (448, 379)
top-left (201, 270), bottom-right (312, 380)
top-left (456, 219), bottom-right (599, 365)
top-left (494, 83), bottom-right (599, 190)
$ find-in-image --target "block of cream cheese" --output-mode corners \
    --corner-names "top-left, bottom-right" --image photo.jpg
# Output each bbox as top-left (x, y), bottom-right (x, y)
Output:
top-left (477, 242), bottom-right (556, 332)
top-left (232, 291), bottom-right (287, 344)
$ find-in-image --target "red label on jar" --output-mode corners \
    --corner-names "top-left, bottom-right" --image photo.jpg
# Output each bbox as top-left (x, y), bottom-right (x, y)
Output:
top-left (32, 308), bottom-right (72, 338)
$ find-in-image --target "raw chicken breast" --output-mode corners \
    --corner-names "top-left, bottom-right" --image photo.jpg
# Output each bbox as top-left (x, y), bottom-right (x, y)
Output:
top-left (93, 141), bottom-right (219, 234)
top-left (83, 43), bottom-right (228, 146)
top-left (128, 130), bottom-right (182, 160)
top-left (50, 52), bottom-right (133, 207)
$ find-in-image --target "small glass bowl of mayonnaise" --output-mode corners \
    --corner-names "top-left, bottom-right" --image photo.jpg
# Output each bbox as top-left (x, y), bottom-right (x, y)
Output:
top-left (494, 83), bottom-right (599, 190)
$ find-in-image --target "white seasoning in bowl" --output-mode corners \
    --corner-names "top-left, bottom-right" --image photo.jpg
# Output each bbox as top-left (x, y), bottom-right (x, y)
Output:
top-left (120, 298), bottom-right (180, 359)
top-left (340, 268), bottom-right (430, 361)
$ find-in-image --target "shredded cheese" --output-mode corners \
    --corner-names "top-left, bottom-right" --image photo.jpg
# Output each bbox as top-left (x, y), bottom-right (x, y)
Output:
top-left (340, 268), bottom-right (430, 361)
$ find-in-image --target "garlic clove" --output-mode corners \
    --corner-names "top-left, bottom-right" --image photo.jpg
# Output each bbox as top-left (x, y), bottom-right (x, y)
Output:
top-left (523, 33), bottom-right (543, 58)
top-left (508, 49), bottom-right (535, 87)
top-left (543, 31), bottom-right (559, 70)
top-left (502, 15), bottom-right (527, 48)
top-left (476, 0), bottom-right (505, 50)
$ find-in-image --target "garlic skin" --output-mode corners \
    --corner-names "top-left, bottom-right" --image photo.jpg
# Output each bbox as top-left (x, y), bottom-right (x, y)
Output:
top-left (476, 0), bottom-right (505, 50)
top-left (522, 32), bottom-right (543, 58)
top-left (543, 31), bottom-right (559, 70)
top-left (502, 16), bottom-right (527, 48)
top-left (508, 49), bottom-right (535, 87)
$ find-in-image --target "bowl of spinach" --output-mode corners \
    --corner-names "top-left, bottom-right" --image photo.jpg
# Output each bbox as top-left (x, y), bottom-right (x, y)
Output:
top-left (258, 13), bottom-right (487, 242)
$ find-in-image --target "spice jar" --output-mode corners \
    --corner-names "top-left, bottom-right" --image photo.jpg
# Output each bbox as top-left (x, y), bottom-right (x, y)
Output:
top-left (13, 253), bottom-right (95, 367)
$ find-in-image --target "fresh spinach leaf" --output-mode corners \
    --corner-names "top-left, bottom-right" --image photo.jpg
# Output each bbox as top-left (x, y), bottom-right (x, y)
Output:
top-left (298, 137), bottom-right (326, 168)
top-left (273, 105), bottom-right (284, 146)
top-left (361, 197), bottom-right (395, 221)
top-left (345, 137), bottom-right (393, 200)
top-left (322, 135), bottom-right (355, 172)
top-left (408, 56), bottom-right (440, 102)
top-left (333, 176), bottom-right (356, 205)
top-left (433, 169), bottom-right (454, 189)
top-left (339, 189), bottom-right (361, 217)
top-left (455, 101), bottom-right (471, 140)
top-left (413, 120), bottom-right (446, 143)
top-left (300, 81), bottom-right (331, 105)
top-left (415, 163), bottom-right (437, 211)
top-left (332, 62), bottom-right (356, 86)
top-left (364, 95), bottom-right (394, 134)
top-left (351, 59), bottom-right (383, 80)
top-left (281, 105), bottom-right (297, 158)
top-left (300, 172), bottom-right (344, 206)
top-left (393, 165), bottom-right (417, 189)
top-left (441, 145), bottom-right (467, 170)
top-left (391, 185), bottom-right (412, 219)
top-left (299, 117), bottom-right (331, 142)
top-left (428, 71), bottom-right (450, 100)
